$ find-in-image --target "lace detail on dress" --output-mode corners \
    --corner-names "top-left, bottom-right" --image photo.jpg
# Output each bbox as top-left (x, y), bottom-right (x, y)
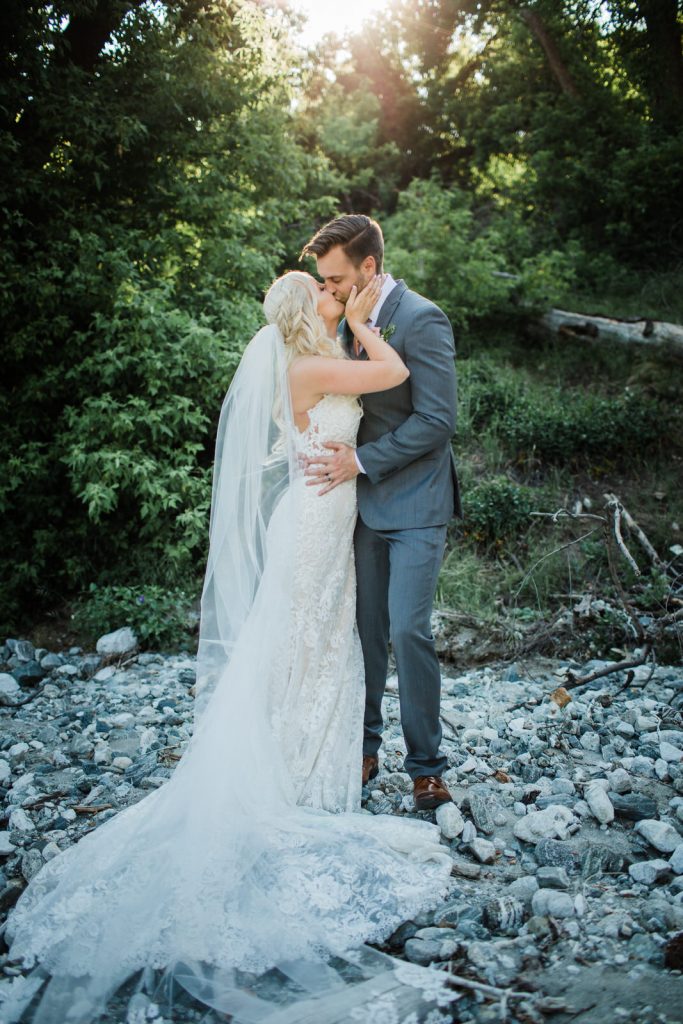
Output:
top-left (270, 393), bottom-right (365, 813)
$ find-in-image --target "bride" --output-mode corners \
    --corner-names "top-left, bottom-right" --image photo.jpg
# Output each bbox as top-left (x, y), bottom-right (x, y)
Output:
top-left (1, 271), bottom-right (458, 1023)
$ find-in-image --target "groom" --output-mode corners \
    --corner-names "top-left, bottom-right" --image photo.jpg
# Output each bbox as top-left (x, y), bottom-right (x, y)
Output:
top-left (301, 215), bottom-right (463, 812)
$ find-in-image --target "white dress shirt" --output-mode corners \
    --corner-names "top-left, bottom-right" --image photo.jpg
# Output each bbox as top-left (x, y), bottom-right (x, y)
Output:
top-left (354, 273), bottom-right (397, 474)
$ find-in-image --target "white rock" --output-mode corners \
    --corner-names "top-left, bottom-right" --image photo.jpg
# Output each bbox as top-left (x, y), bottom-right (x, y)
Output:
top-left (96, 626), bottom-right (138, 657)
top-left (8, 807), bottom-right (35, 832)
top-left (635, 818), bottom-right (682, 854)
top-left (0, 758), bottom-right (11, 786)
top-left (660, 741), bottom-right (683, 763)
top-left (94, 665), bottom-right (116, 682)
top-left (42, 842), bottom-right (62, 861)
top-left (669, 844), bottom-right (683, 875)
top-left (110, 712), bottom-right (136, 728)
top-left (435, 802), bottom-right (465, 839)
top-left (0, 832), bottom-right (16, 855)
top-left (580, 731), bottom-right (601, 751)
top-left (0, 673), bottom-right (21, 703)
top-left (628, 859), bottom-right (672, 885)
top-left (468, 837), bottom-right (497, 864)
top-left (585, 783), bottom-right (614, 824)
top-left (112, 756), bottom-right (133, 770)
top-left (513, 804), bottom-right (575, 844)
top-left (461, 820), bottom-right (477, 843)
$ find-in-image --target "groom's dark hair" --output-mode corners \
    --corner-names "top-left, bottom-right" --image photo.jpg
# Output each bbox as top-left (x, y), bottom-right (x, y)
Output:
top-left (300, 215), bottom-right (384, 273)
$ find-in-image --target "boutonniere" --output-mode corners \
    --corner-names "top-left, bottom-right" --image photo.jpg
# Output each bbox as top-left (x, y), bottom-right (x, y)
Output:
top-left (380, 323), bottom-right (396, 342)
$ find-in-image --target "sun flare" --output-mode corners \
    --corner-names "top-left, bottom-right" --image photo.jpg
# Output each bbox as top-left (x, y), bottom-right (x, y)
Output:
top-left (291, 0), bottom-right (395, 45)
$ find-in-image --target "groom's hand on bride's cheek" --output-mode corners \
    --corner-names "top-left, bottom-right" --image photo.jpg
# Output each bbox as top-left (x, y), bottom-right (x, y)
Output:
top-left (304, 442), bottom-right (359, 495)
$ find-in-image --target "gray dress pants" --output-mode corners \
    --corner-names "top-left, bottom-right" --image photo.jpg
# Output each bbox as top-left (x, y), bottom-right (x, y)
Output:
top-left (354, 514), bottom-right (449, 780)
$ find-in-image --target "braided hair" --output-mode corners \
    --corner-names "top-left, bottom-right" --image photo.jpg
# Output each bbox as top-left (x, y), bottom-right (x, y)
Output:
top-left (263, 271), bottom-right (344, 365)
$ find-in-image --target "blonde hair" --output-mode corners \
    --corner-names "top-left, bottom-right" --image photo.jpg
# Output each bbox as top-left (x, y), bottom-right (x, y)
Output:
top-left (263, 271), bottom-right (344, 365)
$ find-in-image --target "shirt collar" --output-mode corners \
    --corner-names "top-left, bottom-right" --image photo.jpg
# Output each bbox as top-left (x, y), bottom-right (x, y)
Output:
top-left (368, 272), bottom-right (397, 326)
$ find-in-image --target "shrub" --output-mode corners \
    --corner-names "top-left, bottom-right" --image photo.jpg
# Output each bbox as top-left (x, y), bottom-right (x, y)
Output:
top-left (499, 389), bottom-right (662, 467)
top-left (462, 476), bottom-right (535, 547)
top-left (70, 583), bottom-right (195, 651)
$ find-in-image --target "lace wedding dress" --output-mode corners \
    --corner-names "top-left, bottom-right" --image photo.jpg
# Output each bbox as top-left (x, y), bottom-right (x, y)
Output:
top-left (1, 353), bottom-right (458, 1023)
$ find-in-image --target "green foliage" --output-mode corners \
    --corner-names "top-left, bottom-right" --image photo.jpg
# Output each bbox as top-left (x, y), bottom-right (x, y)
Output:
top-left (462, 476), bottom-right (535, 547)
top-left (499, 389), bottom-right (663, 468)
top-left (0, 0), bottom-right (314, 632)
top-left (71, 583), bottom-right (194, 651)
top-left (383, 178), bottom-right (580, 328)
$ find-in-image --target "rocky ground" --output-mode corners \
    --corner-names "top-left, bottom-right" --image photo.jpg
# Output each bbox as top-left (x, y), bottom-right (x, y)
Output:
top-left (0, 628), bottom-right (682, 1024)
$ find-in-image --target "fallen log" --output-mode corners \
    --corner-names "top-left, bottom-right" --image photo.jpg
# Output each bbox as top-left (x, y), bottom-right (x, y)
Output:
top-left (534, 308), bottom-right (683, 358)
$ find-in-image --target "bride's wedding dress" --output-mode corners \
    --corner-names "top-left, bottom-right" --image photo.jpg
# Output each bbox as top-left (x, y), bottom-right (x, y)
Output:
top-left (1, 333), bottom-right (457, 1024)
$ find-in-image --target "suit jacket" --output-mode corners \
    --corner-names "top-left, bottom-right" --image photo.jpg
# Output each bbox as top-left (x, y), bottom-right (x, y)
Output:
top-left (341, 279), bottom-right (462, 530)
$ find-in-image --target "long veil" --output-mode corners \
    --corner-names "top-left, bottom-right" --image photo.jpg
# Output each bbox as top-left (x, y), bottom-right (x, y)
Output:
top-left (0, 324), bottom-right (458, 1024)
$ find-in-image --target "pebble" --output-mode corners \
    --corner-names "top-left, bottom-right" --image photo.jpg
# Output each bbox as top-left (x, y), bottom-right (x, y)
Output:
top-left (435, 801), bottom-right (464, 839)
top-left (2, 632), bottom-right (683, 1017)
top-left (468, 837), bottom-right (497, 864)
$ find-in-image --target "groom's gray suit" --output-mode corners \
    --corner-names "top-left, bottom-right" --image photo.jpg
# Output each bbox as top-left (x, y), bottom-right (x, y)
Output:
top-left (341, 278), bottom-right (462, 780)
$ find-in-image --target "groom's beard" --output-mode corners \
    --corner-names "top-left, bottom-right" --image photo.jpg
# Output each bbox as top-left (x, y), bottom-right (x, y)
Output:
top-left (341, 271), bottom-right (373, 307)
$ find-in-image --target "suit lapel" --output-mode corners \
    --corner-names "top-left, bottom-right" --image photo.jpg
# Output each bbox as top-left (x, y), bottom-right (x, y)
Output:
top-left (375, 279), bottom-right (407, 333)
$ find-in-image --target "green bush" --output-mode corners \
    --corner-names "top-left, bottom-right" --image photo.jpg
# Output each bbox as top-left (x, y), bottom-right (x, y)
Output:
top-left (462, 476), bottom-right (535, 547)
top-left (499, 389), bottom-right (662, 467)
top-left (70, 583), bottom-right (194, 652)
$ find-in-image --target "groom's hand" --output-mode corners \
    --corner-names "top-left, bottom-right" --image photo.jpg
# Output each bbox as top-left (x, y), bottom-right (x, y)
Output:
top-left (304, 442), bottom-right (359, 495)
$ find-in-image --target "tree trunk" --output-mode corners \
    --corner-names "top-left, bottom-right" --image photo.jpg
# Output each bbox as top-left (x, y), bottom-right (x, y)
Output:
top-left (532, 307), bottom-right (683, 359)
top-left (638, 0), bottom-right (683, 130)
top-left (519, 7), bottom-right (580, 99)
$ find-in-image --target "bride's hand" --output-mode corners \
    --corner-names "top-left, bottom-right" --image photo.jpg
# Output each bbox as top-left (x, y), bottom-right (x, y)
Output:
top-left (345, 274), bottom-right (385, 328)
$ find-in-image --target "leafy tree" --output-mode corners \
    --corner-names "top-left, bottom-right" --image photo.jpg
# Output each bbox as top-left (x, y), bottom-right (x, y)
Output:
top-left (0, 0), bottom-right (310, 631)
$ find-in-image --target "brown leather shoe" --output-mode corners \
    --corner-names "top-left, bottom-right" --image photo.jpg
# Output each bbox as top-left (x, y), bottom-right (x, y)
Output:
top-left (413, 775), bottom-right (453, 811)
top-left (362, 754), bottom-right (379, 786)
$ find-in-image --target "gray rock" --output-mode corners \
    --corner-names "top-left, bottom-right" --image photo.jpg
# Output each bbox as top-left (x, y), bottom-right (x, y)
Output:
top-left (580, 842), bottom-right (625, 878)
top-left (507, 875), bottom-right (539, 905)
top-left (531, 888), bottom-right (574, 918)
top-left (635, 818), bottom-right (682, 854)
top-left (21, 848), bottom-right (44, 882)
top-left (535, 838), bottom-right (582, 873)
top-left (536, 865), bottom-right (570, 889)
top-left (40, 652), bottom-right (64, 669)
top-left (660, 740), bottom-right (683, 763)
top-left (450, 860), bottom-right (481, 879)
top-left (608, 792), bottom-right (658, 821)
top-left (12, 660), bottom-right (45, 686)
top-left (468, 792), bottom-right (495, 835)
top-left (628, 859), bottom-right (672, 885)
top-left (606, 770), bottom-right (634, 790)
